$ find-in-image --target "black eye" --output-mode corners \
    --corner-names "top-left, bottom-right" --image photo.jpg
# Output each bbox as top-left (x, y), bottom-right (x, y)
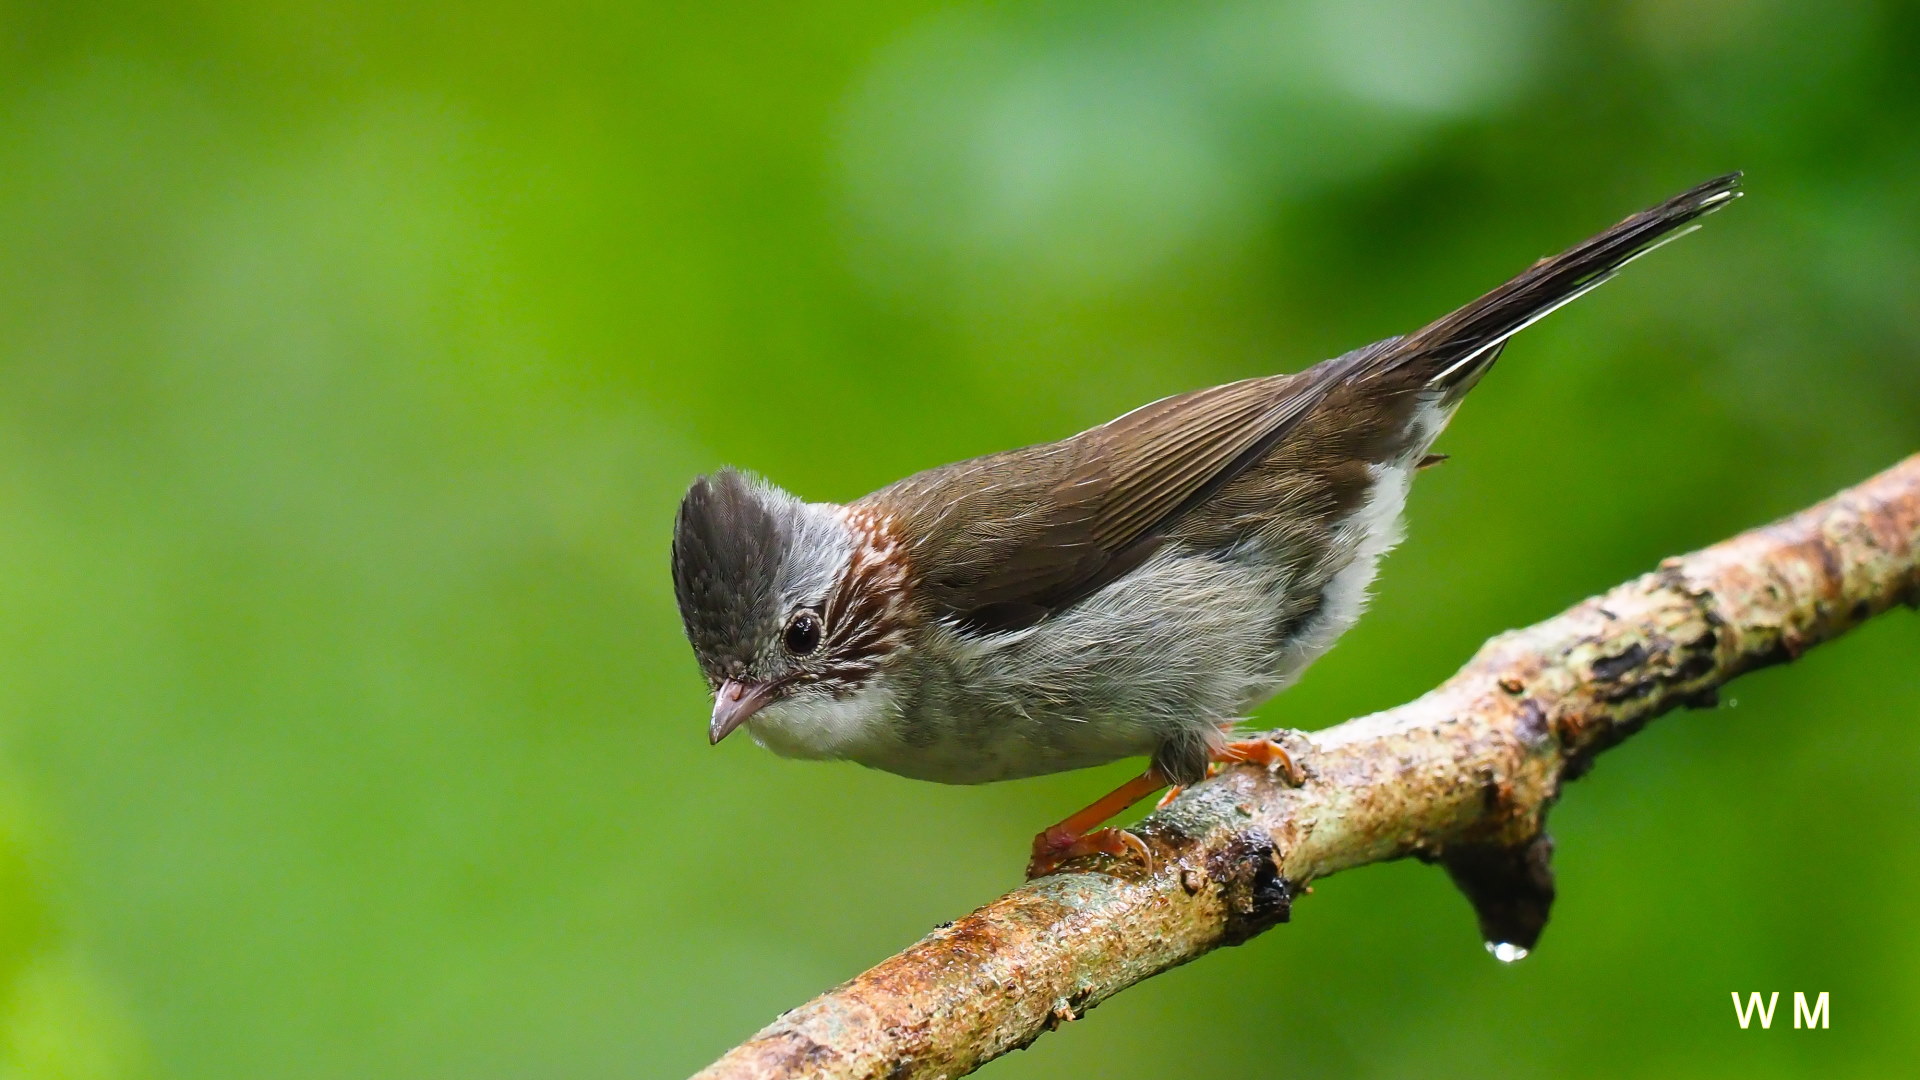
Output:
top-left (783, 610), bottom-right (823, 656)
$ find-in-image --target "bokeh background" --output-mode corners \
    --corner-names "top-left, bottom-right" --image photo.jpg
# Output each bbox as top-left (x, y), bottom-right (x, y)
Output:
top-left (1, 1), bottom-right (1916, 1077)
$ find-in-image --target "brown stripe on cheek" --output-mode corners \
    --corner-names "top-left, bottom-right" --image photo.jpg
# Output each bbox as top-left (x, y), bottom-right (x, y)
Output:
top-left (816, 506), bottom-right (920, 693)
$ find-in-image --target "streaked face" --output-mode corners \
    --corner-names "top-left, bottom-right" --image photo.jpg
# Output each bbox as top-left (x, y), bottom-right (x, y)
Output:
top-left (671, 471), bottom-right (892, 744)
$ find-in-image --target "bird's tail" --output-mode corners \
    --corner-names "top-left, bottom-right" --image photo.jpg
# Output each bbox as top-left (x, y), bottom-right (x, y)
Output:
top-left (1384, 173), bottom-right (1742, 400)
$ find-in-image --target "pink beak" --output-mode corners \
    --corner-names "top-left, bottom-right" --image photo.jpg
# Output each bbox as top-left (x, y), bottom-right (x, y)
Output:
top-left (710, 679), bottom-right (774, 744)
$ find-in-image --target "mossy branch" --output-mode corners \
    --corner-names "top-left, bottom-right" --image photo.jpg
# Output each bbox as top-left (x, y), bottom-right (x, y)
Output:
top-left (695, 455), bottom-right (1920, 1080)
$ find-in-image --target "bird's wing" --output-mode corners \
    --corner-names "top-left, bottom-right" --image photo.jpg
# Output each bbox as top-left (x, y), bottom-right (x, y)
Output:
top-left (874, 174), bottom-right (1743, 634)
top-left (863, 353), bottom-right (1372, 634)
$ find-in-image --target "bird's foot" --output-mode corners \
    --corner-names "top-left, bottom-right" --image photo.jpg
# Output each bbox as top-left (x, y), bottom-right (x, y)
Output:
top-left (1024, 767), bottom-right (1173, 877)
top-left (1213, 736), bottom-right (1305, 786)
top-left (1153, 784), bottom-right (1185, 810)
top-left (1027, 825), bottom-right (1151, 878)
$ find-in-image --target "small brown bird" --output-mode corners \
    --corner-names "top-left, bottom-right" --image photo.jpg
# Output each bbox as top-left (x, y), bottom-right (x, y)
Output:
top-left (672, 175), bottom-right (1741, 876)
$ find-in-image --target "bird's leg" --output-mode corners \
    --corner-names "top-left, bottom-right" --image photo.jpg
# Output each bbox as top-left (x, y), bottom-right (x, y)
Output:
top-left (1211, 735), bottom-right (1305, 785)
top-left (1028, 737), bottom-right (1305, 877)
top-left (1027, 768), bottom-right (1170, 878)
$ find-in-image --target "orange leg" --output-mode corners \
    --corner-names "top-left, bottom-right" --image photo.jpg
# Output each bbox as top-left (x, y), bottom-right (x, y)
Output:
top-left (1213, 736), bottom-right (1305, 785)
top-left (1026, 736), bottom-right (1305, 878)
top-left (1027, 768), bottom-right (1170, 878)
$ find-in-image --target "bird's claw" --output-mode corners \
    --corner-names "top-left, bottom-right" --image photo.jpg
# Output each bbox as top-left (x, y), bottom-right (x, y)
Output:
top-left (1027, 825), bottom-right (1152, 878)
top-left (1215, 736), bottom-right (1305, 786)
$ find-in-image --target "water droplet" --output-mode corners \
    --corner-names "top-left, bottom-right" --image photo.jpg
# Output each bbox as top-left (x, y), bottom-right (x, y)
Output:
top-left (1485, 941), bottom-right (1529, 963)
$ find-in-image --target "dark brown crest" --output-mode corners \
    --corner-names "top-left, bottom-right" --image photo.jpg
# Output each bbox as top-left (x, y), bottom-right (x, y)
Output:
top-left (671, 469), bottom-right (793, 678)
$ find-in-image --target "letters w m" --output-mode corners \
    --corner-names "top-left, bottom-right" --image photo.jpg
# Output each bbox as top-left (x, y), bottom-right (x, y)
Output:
top-left (1732, 992), bottom-right (1778, 1029)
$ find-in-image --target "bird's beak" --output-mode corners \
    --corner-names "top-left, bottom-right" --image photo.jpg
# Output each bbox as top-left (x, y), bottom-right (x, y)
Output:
top-left (710, 679), bottom-right (774, 745)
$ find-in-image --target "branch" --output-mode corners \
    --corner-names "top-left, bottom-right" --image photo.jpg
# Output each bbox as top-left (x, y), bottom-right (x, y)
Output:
top-left (695, 455), bottom-right (1920, 1080)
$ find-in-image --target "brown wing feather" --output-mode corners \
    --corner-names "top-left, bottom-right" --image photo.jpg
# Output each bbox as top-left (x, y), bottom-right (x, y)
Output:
top-left (861, 353), bottom-right (1367, 633)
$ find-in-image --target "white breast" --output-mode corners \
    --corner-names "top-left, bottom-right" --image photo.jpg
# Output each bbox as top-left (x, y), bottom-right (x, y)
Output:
top-left (746, 682), bottom-right (902, 763)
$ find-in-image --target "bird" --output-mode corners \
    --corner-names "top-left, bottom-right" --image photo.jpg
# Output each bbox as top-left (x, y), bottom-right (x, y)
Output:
top-left (671, 174), bottom-right (1741, 878)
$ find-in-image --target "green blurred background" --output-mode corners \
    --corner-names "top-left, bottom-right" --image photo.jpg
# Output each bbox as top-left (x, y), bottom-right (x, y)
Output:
top-left (1, 1), bottom-right (1916, 1076)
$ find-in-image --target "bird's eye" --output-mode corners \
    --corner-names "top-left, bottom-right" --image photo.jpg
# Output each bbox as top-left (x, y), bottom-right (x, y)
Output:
top-left (783, 610), bottom-right (823, 656)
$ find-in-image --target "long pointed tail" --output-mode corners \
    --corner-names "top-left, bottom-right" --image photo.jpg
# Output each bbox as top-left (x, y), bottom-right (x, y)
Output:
top-left (1388, 173), bottom-right (1742, 399)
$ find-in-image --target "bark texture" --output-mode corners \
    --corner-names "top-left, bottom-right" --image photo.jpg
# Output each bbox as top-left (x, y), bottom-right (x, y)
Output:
top-left (695, 455), bottom-right (1920, 1080)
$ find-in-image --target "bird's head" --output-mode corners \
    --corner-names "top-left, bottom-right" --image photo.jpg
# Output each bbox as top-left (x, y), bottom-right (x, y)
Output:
top-left (670, 469), bottom-right (909, 745)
